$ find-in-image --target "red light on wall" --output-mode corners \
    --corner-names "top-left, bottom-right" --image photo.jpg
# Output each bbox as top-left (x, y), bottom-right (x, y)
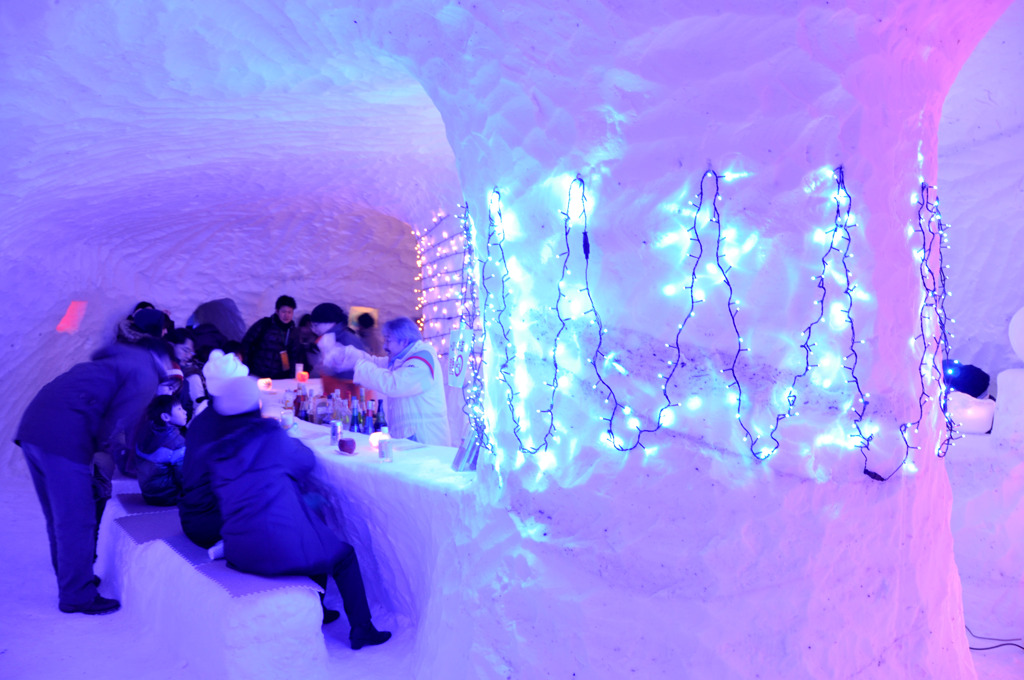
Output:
top-left (56, 301), bottom-right (88, 333)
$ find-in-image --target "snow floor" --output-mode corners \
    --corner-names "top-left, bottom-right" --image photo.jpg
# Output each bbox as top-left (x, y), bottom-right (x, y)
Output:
top-left (1, 440), bottom-right (1023, 679)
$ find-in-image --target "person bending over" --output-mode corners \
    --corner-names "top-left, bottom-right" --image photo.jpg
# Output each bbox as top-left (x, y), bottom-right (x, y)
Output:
top-left (135, 394), bottom-right (188, 506)
top-left (15, 338), bottom-right (172, 614)
top-left (319, 316), bottom-right (450, 446)
top-left (202, 372), bottom-right (391, 649)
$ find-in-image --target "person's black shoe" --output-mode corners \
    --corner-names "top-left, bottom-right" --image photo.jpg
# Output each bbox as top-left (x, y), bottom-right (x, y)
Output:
top-left (322, 608), bottom-right (341, 625)
top-left (59, 595), bottom-right (120, 615)
top-left (350, 623), bottom-right (391, 650)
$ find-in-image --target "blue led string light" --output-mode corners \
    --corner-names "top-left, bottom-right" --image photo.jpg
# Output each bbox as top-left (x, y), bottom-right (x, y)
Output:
top-left (900, 182), bottom-right (956, 460)
top-left (809, 168), bottom-right (874, 479)
top-left (476, 167), bottom-right (917, 475)
top-left (453, 201), bottom-right (492, 458)
top-left (481, 189), bottom-right (540, 454)
top-left (583, 174), bottom-right (698, 450)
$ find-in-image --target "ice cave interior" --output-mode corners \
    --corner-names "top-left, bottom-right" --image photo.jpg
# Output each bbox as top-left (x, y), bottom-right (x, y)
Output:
top-left (2, 0), bottom-right (1024, 678)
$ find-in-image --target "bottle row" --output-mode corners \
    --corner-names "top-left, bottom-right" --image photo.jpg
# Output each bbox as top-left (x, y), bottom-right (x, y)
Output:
top-left (283, 385), bottom-right (387, 436)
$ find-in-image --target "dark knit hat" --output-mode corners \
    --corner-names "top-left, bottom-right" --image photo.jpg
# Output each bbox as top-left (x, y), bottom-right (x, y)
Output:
top-left (311, 303), bottom-right (345, 324)
top-left (133, 308), bottom-right (168, 337)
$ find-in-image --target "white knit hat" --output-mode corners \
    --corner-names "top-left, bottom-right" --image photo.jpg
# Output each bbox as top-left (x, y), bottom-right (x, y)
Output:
top-left (203, 350), bottom-right (249, 396)
top-left (212, 375), bottom-right (262, 416)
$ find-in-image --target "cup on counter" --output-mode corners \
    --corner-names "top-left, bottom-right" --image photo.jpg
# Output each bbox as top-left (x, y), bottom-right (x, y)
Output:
top-left (378, 438), bottom-right (394, 463)
top-left (281, 407), bottom-right (294, 429)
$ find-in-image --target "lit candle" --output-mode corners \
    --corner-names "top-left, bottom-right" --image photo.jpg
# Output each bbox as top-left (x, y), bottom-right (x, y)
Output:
top-left (369, 431), bottom-right (392, 449)
top-left (257, 378), bottom-right (273, 391)
top-left (296, 371), bottom-right (309, 383)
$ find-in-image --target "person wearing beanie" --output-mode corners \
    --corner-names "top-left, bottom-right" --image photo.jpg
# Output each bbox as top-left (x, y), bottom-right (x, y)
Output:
top-left (15, 340), bottom-right (174, 615)
top-left (240, 295), bottom-right (298, 379)
top-left (309, 302), bottom-right (366, 381)
top-left (194, 371), bottom-right (391, 649)
top-left (116, 303), bottom-right (166, 345)
top-left (179, 350), bottom-right (250, 549)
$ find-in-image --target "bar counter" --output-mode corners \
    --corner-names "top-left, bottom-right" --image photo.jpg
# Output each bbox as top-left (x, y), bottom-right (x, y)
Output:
top-left (259, 379), bottom-right (477, 635)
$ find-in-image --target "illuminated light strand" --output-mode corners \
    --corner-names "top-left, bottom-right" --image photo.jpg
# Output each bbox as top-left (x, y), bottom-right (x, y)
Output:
top-left (760, 167), bottom-right (871, 466)
top-left (899, 182), bottom-right (957, 460)
top-left (453, 202), bottom-right (493, 459)
top-left (809, 168), bottom-right (873, 479)
top-left (416, 212), bottom-right (469, 359)
top-left (585, 174), bottom-right (696, 451)
top-left (486, 178), bottom-right (574, 454)
top-left (707, 170), bottom-right (762, 458)
top-left (415, 204), bottom-right (491, 464)
top-left (480, 189), bottom-right (533, 456)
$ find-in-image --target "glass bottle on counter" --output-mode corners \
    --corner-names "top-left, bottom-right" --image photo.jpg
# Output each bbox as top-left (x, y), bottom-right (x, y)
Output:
top-left (349, 396), bottom-right (362, 433)
top-left (315, 396), bottom-right (330, 425)
top-left (374, 399), bottom-right (386, 432)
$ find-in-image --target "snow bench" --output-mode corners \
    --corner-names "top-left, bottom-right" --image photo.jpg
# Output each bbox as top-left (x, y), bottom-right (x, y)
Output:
top-left (96, 492), bottom-right (328, 680)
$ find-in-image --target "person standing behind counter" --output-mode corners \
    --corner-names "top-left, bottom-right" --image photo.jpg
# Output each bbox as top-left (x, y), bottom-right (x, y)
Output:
top-left (240, 295), bottom-right (297, 379)
top-left (319, 316), bottom-right (451, 447)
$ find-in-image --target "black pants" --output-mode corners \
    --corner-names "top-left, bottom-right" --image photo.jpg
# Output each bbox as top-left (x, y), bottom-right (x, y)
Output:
top-left (310, 542), bottom-right (372, 628)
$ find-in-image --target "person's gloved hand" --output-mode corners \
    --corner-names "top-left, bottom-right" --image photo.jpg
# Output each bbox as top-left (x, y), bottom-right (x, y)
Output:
top-left (317, 332), bottom-right (337, 352)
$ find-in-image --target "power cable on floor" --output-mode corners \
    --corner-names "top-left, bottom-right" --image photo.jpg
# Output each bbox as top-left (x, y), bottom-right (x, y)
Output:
top-left (967, 624), bottom-right (1024, 652)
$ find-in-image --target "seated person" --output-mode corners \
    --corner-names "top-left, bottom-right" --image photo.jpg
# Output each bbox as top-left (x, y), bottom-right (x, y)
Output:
top-left (240, 295), bottom-right (298, 379)
top-left (203, 372), bottom-right (391, 649)
top-left (166, 327), bottom-right (201, 417)
top-left (135, 395), bottom-right (188, 506)
top-left (320, 317), bottom-right (451, 446)
top-left (179, 349), bottom-right (249, 550)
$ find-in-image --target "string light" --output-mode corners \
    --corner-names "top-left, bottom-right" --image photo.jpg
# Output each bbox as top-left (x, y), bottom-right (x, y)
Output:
top-left (898, 182), bottom-right (957, 463)
top-left (470, 165), bottom-right (945, 481)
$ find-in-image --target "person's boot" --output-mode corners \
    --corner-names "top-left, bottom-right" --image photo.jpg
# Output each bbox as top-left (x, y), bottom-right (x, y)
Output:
top-left (349, 622), bottom-right (391, 650)
top-left (322, 608), bottom-right (341, 625)
top-left (59, 595), bottom-right (120, 615)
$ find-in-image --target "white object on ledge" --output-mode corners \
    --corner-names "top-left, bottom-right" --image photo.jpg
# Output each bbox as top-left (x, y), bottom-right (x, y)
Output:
top-left (947, 391), bottom-right (995, 434)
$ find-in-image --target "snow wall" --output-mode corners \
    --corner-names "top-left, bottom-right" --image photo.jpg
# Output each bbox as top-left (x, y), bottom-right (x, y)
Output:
top-left (1, 1), bottom-right (1019, 677)
top-left (939, 0), bottom-right (1024, 385)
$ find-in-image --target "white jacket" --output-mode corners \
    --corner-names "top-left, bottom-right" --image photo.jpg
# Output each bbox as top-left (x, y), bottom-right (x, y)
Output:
top-left (328, 340), bottom-right (451, 447)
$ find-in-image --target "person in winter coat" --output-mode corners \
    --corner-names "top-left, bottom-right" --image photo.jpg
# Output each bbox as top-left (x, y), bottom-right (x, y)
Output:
top-left (15, 339), bottom-right (172, 614)
top-left (319, 316), bottom-right (451, 446)
top-left (202, 372), bottom-right (391, 650)
top-left (240, 295), bottom-right (298, 379)
top-left (178, 350), bottom-right (250, 550)
top-left (310, 303), bottom-right (367, 381)
top-left (135, 395), bottom-right (188, 506)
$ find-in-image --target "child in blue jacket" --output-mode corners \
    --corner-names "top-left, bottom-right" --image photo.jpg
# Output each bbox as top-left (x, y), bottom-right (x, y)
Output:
top-left (136, 394), bottom-right (188, 506)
